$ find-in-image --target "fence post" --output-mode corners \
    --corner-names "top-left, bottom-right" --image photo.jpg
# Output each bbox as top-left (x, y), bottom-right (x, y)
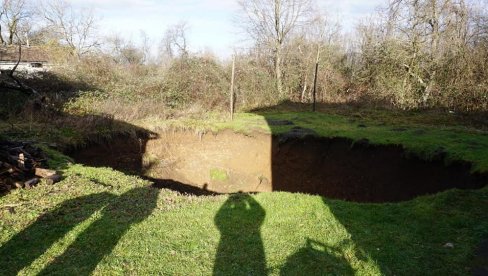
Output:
top-left (312, 62), bottom-right (319, 112)
top-left (230, 55), bottom-right (235, 120)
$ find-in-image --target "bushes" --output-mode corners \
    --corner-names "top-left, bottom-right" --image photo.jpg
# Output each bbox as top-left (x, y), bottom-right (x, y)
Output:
top-left (162, 57), bottom-right (229, 109)
top-left (48, 54), bottom-right (231, 121)
top-left (351, 0), bottom-right (488, 111)
top-left (57, 53), bottom-right (282, 119)
top-left (8, 26), bottom-right (488, 124)
top-left (233, 58), bottom-right (278, 110)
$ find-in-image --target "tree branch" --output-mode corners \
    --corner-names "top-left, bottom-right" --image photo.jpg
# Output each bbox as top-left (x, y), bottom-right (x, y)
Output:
top-left (0, 43), bottom-right (39, 96)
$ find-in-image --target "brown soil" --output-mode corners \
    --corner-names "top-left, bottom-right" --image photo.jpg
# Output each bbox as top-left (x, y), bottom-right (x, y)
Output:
top-left (69, 130), bottom-right (487, 202)
top-left (272, 136), bottom-right (486, 202)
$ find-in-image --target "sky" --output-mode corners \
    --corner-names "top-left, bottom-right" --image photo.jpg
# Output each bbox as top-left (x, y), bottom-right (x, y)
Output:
top-left (70, 0), bottom-right (386, 58)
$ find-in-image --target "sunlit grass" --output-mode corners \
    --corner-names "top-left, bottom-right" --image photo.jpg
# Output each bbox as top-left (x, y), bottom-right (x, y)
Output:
top-left (0, 161), bottom-right (486, 275)
top-left (4, 108), bottom-right (487, 171)
top-left (1, 107), bottom-right (487, 274)
top-left (136, 110), bottom-right (488, 172)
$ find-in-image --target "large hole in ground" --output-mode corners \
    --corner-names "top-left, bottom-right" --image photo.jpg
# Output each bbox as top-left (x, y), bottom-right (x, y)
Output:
top-left (68, 130), bottom-right (487, 203)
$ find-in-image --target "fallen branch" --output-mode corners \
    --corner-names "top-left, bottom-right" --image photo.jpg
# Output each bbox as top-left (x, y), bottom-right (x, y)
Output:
top-left (0, 203), bottom-right (23, 209)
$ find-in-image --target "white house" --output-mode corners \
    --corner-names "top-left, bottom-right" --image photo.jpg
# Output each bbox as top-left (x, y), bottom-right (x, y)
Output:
top-left (0, 46), bottom-right (51, 73)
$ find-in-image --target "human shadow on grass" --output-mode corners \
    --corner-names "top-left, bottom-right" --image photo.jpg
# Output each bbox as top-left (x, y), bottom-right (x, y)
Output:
top-left (323, 193), bottom-right (488, 275)
top-left (253, 102), bottom-right (488, 274)
top-left (213, 193), bottom-right (266, 276)
top-left (0, 192), bottom-right (115, 275)
top-left (280, 239), bottom-right (354, 275)
top-left (0, 186), bottom-right (158, 276)
top-left (38, 186), bottom-right (158, 275)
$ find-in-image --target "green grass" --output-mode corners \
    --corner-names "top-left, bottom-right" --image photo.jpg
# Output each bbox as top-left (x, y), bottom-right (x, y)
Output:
top-left (135, 110), bottom-right (488, 172)
top-left (0, 162), bottom-right (487, 275)
top-left (4, 106), bottom-right (487, 171)
top-left (1, 106), bottom-right (487, 275)
top-left (257, 111), bottom-right (488, 172)
top-left (210, 168), bottom-right (229, 182)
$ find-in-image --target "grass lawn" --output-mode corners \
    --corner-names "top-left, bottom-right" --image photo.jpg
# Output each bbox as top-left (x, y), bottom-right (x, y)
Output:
top-left (1, 107), bottom-right (487, 275)
top-left (137, 108), bottom-right (488, 172)
top-left (2, 105), bottom-right (488, 171)
top-left (0, 164), bottom-right (487, 275)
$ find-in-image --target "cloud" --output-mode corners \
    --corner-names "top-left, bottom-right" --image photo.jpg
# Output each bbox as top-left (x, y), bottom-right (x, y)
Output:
top-left (67, 0), bottom-right (381, 58)
top-left (70, 0), bottom-right (156, 9)
top-left (320, 0), bottom-right (384, 30)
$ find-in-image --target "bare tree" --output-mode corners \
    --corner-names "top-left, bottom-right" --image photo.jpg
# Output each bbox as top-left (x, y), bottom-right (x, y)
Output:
top-left (469, 0), bottom-right (488, 45)
top-left (161, 21), bottom-right (189, 59)
top-left (0, 2), bottom-right (5, 44)
top-left (0, 43), bottom-right (39, 95)
top-left (106, 34), bottom-right (144, 65)
top-left (352, 0), bottom-right (488, 110)
top-left (0, 0), bottom-right (32, 45)
top-left (387, 0), bottom-right (471, 104)
top-left (139, 30), bottom-right (151, 64)
top-left (295, 12), bottom-right (340, 101)
top-left (40, 0), bottom-right (98, 57)
top-left (237, 0), bottom-right (313, 96)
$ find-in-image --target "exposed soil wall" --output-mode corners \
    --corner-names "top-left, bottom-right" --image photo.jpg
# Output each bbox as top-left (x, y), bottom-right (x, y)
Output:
top-left (69, 130), bottom-right (487, 203)
top-left (272, 137), bottom-right (486, 202)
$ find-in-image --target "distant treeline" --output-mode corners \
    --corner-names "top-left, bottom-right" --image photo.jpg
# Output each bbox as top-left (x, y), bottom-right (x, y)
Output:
top-left (2, 0), bottom-right (488, 118)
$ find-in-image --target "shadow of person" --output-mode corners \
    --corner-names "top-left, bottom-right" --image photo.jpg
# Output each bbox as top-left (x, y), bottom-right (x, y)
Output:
top-left (280, 239), bottom-right (355, 275)
top-left (38, 186), bottom-right (159, 275)
top-left (0, 192), bottom-right (116, 276)
top-left (213, 193), bottom-right (266, 276)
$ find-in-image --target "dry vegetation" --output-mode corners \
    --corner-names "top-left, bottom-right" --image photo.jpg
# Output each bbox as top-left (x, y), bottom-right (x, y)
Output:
top-left (1, 0), bottom-right (488, 123)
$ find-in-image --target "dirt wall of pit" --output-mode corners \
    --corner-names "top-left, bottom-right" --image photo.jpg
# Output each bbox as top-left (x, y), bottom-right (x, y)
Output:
top-left (69, 130), bottom-right (487, 202)
top-left (144, 130), bottom-right (273, 193)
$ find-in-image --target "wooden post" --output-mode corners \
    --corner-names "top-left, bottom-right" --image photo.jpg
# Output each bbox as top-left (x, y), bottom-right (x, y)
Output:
top-left (230, 55), bottom-right (235, 120)
top-left (312, 62), bottom-right (319, 112)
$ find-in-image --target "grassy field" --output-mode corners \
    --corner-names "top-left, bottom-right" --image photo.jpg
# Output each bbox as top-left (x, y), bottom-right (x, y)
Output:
top-left (1, 107), bottom-right (488, 275)
top-left (136, 108), bottom-right (488, 172)
top-left (0, 163), bottom-right (487, 275)
top-left (3, 105), bottom-right (488, 172)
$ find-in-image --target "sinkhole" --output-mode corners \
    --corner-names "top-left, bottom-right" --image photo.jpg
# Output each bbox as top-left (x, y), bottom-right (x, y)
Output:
top-left (68, 130), bottom-right (487, 203)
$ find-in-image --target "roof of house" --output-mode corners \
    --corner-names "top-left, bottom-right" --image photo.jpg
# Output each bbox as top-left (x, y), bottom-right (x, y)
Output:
top-left (0, 46), bottom-right (50, 63)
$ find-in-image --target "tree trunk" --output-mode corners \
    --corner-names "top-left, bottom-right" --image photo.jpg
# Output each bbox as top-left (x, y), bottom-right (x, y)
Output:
top-left (8, 31), bottom-right (14, 45)
top-left (8, 20), bottom-right (17, 45)
top-left (275, 46), bottom-right (283, 97)
top-left (300, 74), bottom-right (308, 102)
top-left (424, 0), bottom-right (440, 106)
top-left (274, 0), bottom-right (283, 97)
top-left (0, 25), bottom-right (4, 44)
top-left (312, 62), bottom-right (319, 112)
